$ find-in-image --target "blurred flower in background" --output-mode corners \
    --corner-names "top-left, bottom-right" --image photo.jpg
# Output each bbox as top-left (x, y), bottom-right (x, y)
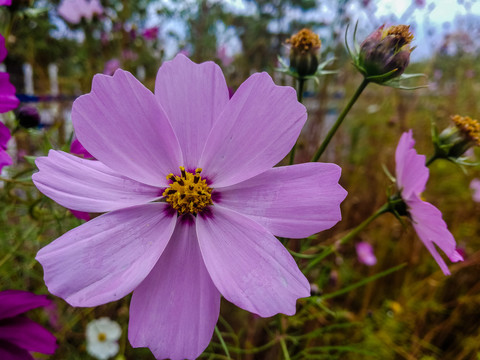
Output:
top-left (0, 290), bottom-right (57, 359)
top-left (16, 106), bottom-right (41, 129)
top-left (0, 0), bottom-right (11, 6)
top-left (0, 122), bottom-right (12, 171)
top-left (58, 0), bottom-right (104, 25)
top-left (86, 317), bottom-right (122, 360)
top-left (470, 178), bottom-right (480, 203)
top-left (356, 241), bottom-right (377, 266)
top-left (0, 34), bottom-right (19, 114)
top-left (103, 59), bottom-right (121, 76)
top-left (141, 27), bottom-right (159, 41)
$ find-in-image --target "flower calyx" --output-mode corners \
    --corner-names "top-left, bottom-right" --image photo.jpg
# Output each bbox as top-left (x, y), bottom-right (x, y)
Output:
top-left (163, 167), bottom-right (213, 215)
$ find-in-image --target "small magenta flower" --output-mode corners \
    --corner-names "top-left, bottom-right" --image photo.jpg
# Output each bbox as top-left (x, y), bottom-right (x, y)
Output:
top-left (287, 28), bottom-right (321, 77)
top-left (356, 25), bottom-right (414, 83)
top-left (356, 241), bottom-right (377, 266)
top-left (394, 130), bottom-right (463, 275)
top-left (0, 0), bottom-right (11, 6)
top-left (58, 0), bottom-right (103, 24)
top-left (33, 54), bottom-right (347, 360)
top-left (0, 34), bottom-right (19, 113)
top-left (142, 27), bottom-right (159, 41)
top-left (0, 290), bottom-right (58, 359)
top-left (86, 317), bottom-right (122, 360)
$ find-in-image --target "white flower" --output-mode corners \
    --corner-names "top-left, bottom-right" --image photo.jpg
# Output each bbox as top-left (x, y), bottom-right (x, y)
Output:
top-left (86, 317), bottom-right (122, 360)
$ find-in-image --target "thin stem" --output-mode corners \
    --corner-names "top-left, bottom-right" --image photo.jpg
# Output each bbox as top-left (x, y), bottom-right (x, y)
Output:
top-left (311, 78), bottom-right (369, 162)
top-left (279, 336), bottom-right (291, 360)
top-left (288, 78), bottom-right (306, 165)
top-left (305, 203), bottom-right (389, 272)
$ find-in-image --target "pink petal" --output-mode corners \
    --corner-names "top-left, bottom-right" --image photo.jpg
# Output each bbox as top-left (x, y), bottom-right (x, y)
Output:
top-left (199, 72), bottom-right (307, 187)
top-left (0, 72), bottom-right (19, 114)
top-left (395, 130), bottom-right (428, 199)
top-left (33, 150), bottom-right (161, 213)
top-left (72, 70), bottom-right (182, 187)
top-left (154, 54), bottom-right (229, 170)
top-left (36, 203), bottom-right (177, 307)
top-left (196, 206), bottom-right (310, 317)
top-left (218, 163), bottom-right (347, 238)
top-left (0, 316), bottom-right (57, 355)
top-left (0, 343), bottom-right (33, 360)
top-left (129, 216), bottom-right (220, 360)
top-left (69, 209), bottom-right (91, 221)
top-left (408, 197), bottom-right (463, 275)
top-left (0, 290), bottom-right (51, 320)
top-left (0, 121), bottom-right (10, 150)
top-left (356, 242), bottom-right (377, 266)
top-left (0, 34), bottom-right (6, 63)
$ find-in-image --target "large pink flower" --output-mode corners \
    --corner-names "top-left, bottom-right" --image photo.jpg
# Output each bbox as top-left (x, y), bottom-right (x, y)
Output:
top-left (0, 290), bottom-right (58, 359)
top-left (33, 54), bottom-right (347, 360)
top-left (395, 130), bottom-right (463, 275)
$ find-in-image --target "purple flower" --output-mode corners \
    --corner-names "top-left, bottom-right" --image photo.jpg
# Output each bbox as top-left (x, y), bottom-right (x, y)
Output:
top-left (0, 0), bottom-right (11, 6)
top-left (395, 130), bottom-right (463, 275)
top-left (0, 122), bottom-right (12, 171)
top-left (141, 27), bottom-right (159, 41)
top-left (33, 54), bottom-right (347, 360)
top-left (356, 241), bottom-right (377, 266)
top-left (470, 178), bottom-right (480, 203)
top-left (0, 34), bottom-right (19, 114)
top-left (58, 0), bottom-right (103, 24)
top-left (0, 290), bottom-right (58, 359)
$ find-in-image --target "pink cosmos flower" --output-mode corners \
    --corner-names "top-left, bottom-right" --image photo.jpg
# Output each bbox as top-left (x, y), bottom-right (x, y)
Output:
top-left (356, 241), bottom-right (377, 266)
top-left (0, 34), bottom-right (19, 114)
top-left (58, 0), bottom-right (103, 24)
top-left (395, 130), bottom-right (463, 275)
top-left (0, 122), bottom-right (12, 171)
top-left (0, 290), bottom-right (58, 359)
top-left (470, 178), bottom-right (480, 202)
top-left (0, 0), bottom-right (12, 6)
top-left (33, 54), bottom-right (347, 360)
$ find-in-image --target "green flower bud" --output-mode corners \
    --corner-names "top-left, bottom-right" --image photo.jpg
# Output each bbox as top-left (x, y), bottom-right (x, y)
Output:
top-left (356, 25), bottom-right (414, 83)
top-left (287, 28), bottom-right (321, 78)
top-left (436, 115), bottom-right (480, 159)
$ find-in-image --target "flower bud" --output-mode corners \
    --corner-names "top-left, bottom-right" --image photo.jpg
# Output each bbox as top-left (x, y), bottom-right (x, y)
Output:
top-left (16, 105), bottom-right (40, 129)
top-left (287, 28), bottom-right (321, 78)
top-left (357, 25), bottom-right (414, 83)
top-left (436, 115), bottom-right (480, 159)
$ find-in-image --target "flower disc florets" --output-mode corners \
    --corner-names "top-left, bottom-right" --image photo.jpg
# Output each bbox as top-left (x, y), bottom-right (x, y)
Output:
top-left (163, 166), bottom-right (213, 215)
top-left (451, 114), bottom-right (480, 146)
top-left (287, 28), bottom-right (321, 77)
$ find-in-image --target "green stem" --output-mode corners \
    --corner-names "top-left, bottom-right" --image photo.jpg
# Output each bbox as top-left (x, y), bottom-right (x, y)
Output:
top-left (288, 78), bottom-right (306, 165)
top-left (279, 336), bottom-right (291, 360)
top-left (305, 203), bottom-right (389, 272)
top-left (311, 78), bottom-right (369, 162)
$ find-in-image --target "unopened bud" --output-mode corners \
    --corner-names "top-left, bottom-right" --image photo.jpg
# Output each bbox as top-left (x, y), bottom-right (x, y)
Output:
top-left (287, 28), bottom-right (321, 77)
top-left (357, 25), bottom-right (414, 83)
top-left (17, 106), bottom-right (40, 129)
top-left (436, 115), bottom-right (480, 159)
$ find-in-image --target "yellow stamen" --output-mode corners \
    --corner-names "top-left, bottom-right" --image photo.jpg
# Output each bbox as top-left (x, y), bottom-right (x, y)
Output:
top-left (97, 333), bottom-right (107, 342)
top-left (451, 114), bottom-right (480, 146)
top-left (286, 28), bottom-right (321, 54)
top-left (383, 25), bottom-right (414, 48)
top-left (163, 167), bottom-right (213, 215)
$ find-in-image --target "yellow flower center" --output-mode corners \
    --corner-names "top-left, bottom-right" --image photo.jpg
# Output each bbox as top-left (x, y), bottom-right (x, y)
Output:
top-left (287, 28), bottom-right (321, 54)
top-left (383, 25), bottom-right (414, 48)
top-left (451, 114), bottom-right (480, 146)
top-left (163, 167), bottom-right (213, 215)
top-left (97, 333), bottom-right (107, 342)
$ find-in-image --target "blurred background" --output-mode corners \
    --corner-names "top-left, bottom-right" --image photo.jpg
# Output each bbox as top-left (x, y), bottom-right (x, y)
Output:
top-left (1, 0), bottom-right (480, 359)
